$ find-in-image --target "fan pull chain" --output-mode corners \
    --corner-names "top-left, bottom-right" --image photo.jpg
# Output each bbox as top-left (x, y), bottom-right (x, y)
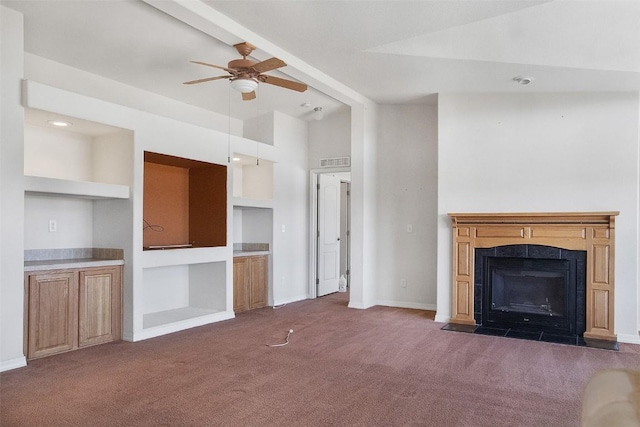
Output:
top-left (227, 83), bottom-right (231, 164)
top-left (256, 84), bottom-right (260, 166)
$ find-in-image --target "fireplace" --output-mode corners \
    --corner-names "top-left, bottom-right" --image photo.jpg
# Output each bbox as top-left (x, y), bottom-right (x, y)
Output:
top-left (475, 245), bottom-right (586, 339)
top-left (447, 212), bottom-right (618, 345)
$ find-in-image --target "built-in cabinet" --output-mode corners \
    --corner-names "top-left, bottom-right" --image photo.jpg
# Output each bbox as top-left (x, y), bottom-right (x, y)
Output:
top-left (21, 84), bottom-right (280, 349)
top-left (233, 255), bottom-right (268, 313)
top-left (24, 266), bottom-right (122, 360)
top-left (232, 151), bottom-right (274, 312)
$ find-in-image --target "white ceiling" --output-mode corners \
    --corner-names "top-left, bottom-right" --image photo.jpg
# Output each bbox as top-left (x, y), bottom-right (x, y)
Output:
top-left (4, 0), bottom-right (640, 122)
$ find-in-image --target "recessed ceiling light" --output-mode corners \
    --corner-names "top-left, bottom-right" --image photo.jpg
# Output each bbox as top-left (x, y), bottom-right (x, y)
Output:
top-left (47, 120), bottom-right (72, 127)
top-left (513, 76), bottom-right (533, 85)
top-left (232, 157), bottom-right (241, 162)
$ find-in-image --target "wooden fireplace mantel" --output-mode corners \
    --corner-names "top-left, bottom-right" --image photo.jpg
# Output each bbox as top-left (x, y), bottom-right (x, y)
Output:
top-left (448, 211), bottom-right (619, 341)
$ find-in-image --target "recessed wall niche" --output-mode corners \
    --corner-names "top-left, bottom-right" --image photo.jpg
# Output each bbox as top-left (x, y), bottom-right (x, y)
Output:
top-left (143, 152), bottom-right (227, 250)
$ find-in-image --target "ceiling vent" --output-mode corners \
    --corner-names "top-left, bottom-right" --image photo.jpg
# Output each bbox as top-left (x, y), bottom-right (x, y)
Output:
top-left (319, 157), bottom-right (350, 168)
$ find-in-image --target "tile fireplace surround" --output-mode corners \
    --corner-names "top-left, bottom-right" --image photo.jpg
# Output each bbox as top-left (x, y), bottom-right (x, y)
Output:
top-left (448, 212), bottom-right (619, 342)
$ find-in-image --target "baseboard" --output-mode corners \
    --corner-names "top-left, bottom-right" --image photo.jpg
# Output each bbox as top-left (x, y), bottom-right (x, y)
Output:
top-left (1, 356), bottom-right (27, 372)
top-left (376, 300), bottom-right (436, 311)
top-left (273, 293), bottom-right (308, 307)
top-left (434, 313), bottom-right (450, 324)
top-left (617, 333), bottom-right (640, 345)
top-left (348, 301), bottom-right (369, 309)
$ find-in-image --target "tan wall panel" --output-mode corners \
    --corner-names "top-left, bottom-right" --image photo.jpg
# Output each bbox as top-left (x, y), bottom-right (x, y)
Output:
top-left (476, 227), bottom-right (524, 239)
top-left (457, 243), bottom-right (470, 276)
top-left (592, 228), bottom-right (610, 239)
top-left (456, 281), bottom-right (470, 316)
top-left (592, 289), bottom-right (610, 330)
top-left (530, 227), bottom-right (586, 239)
top-left (592, 245), bottom-right (610, 284)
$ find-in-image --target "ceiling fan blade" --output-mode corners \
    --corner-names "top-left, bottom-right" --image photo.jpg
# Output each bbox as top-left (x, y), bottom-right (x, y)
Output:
top-left (190, 61), bottom-right (238, 75)
top-left (183, 75), bottom-right (231, 85)
top-left (260, 75), bottom-right (308, 92)
top-left (250, 57), bottom-right (286, 74)
top-left (242, 91), bottom-right (256, 101)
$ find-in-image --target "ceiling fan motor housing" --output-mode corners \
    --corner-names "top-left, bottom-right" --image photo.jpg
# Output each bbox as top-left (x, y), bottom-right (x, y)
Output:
top-left (228, 59), bottom-right (256, 70)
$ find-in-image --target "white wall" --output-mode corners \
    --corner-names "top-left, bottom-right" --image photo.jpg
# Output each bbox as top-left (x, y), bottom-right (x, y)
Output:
top-left (241, 208), bottom-right (273, 244)
top-left (92, 131), bottom-right (134, 186)
top-left (242, 161), bottom-right (273, 199)
top-left (244, 112), bottom-right (274, 145)
top-left (0, 5), bottom-right (26, 371)
top-left (232, 208), bottom-right (243, 242)
top-left (24, 126), bottom-right (93, 180)
top-left (375, 105), bottom-right (438, 310)
top-left (349, 103), bottom-right (379, 309)
top-left (308, 108), bottom-right (351, 169)
top-left (272, 112), bottom-right (309, 304)
top-left (437, 92), bottom-right (640, 343)
top-left (24, 196), bottom-right (93, 249)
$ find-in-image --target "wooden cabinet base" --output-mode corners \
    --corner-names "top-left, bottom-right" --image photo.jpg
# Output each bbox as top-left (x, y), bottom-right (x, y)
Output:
top-left (233, 256), bottom-right (267, 313)
top-left (25, 266), bottom-right (122, 360)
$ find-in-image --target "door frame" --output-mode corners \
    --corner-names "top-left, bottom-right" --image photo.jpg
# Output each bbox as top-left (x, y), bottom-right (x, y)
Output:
top-left (309, 167), bottom-right (351, 299)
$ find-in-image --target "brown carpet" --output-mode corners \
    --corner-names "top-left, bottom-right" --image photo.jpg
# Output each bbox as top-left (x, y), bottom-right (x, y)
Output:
top-left (2, 292), bottom-right (640, 427)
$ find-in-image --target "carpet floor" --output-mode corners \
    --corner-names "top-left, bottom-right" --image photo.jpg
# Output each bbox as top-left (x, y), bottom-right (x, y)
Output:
top-left (2, 292), bottom-right (640, 427)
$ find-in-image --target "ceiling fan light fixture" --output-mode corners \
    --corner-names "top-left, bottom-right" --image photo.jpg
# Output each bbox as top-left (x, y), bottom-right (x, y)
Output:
top-left (230, 78), bottom-right (258, 93)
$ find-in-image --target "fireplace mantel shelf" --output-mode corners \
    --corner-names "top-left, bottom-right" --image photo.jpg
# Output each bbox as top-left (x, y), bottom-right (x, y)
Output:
top-left (448, 211), bottom-right (619, 342)
top-left (449, 212), bottom-right (618, 226)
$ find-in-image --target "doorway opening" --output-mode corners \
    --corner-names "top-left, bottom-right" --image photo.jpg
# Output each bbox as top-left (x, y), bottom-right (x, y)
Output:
top-left (309, 169), bottom-right (351, 299)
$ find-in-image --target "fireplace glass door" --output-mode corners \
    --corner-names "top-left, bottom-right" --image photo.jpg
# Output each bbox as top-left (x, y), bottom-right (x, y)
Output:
top-left (485, 257), bottom-right (573, 333)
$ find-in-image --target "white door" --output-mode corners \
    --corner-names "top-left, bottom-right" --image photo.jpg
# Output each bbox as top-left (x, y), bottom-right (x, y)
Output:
top-left (317, 174), bottom-right (341, 296)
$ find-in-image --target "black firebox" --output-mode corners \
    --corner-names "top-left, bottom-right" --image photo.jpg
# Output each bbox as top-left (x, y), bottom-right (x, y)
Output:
top-left (474, 245), bottom-right (586, 340)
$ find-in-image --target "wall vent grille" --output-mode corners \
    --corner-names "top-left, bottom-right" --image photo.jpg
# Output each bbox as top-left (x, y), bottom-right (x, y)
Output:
top-left (319, 157), bottom-right (350, 168)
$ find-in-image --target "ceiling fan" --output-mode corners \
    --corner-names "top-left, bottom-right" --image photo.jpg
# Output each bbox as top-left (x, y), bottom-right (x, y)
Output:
top-left (183, 42), bottom-right (308, 101)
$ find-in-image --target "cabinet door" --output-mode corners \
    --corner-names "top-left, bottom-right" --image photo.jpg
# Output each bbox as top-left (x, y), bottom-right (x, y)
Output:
top-left (249, 256), bottom-right (267, 310)
top-left (78, 267), bottom-right (122, 347)
top-left (233, 257), bottom-right (250, 313)
top-left (27, 271), bottom-right (78, 359)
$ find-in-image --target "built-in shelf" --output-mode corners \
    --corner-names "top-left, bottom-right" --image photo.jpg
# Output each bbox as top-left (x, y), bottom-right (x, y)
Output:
top-left (143, 307), bottom-right (223, 329)
top-left (24, 175), bottom-right (130, 199)
top-left (143, 151), bottom-right (226, 250)
top-left (140, 246), bottom-right (228, 268)
top-left (138, 260), bottom-right (229, 340)
top-left (137, 308), bottom-right (234, 341)
top-left (232, 197), bottom-right (274, 209)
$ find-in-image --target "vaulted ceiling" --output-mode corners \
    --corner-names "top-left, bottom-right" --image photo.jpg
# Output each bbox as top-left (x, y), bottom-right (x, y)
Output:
top-left (3, 0), bottom-right (640, 121)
